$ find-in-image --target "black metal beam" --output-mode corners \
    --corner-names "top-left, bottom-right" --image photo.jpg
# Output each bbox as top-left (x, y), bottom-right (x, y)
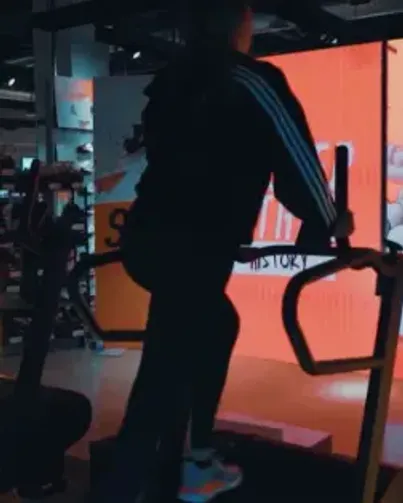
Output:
top-left (26, 0), bottom-right (403, 48)
top-left (32, 0), bottom-right (168, 31)
top-left (252, 32), bottom-right (330, 57)
top-left (268, 0), bottom-right (347, 38)
top-left (96, 25), bottom-right (179, 56)
top-left (31, 0), bottom-right (345, 34)
top-left (11, 0), bottom-right (403, 73)
top-left (253, 11), bottom-right (403, 58)
top-left (343, 13), bottom-right (403, 43)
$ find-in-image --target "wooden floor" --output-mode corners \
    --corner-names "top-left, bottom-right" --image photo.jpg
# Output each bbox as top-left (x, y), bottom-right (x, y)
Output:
top-left (3, 348), bottom-right (403, 501)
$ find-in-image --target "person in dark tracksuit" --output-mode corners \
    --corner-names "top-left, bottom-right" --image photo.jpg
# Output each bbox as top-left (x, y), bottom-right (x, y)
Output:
top-left (96, 1), bottom-right (354, 503)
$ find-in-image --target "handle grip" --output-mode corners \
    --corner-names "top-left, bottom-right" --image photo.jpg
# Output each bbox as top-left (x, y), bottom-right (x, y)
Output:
top-left (335, 145), bottom-right (351, 251)
top-left (335, 145), bottom-right (349, 215)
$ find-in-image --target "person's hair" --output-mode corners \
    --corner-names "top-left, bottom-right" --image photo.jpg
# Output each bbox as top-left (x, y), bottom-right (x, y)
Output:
top-left (180, 0), bottom-right (251, 49)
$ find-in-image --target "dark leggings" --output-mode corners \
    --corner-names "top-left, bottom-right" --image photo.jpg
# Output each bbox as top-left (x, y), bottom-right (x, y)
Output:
top-left (102, 235), bottom-right (239, 502)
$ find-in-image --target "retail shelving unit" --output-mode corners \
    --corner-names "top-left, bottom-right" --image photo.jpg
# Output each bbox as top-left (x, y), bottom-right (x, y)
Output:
top-left (0, 156), bottom-right (91, 353)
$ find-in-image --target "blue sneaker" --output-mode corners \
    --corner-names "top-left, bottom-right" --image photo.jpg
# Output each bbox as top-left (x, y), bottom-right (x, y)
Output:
top-left (178, 455), bottom-right (243, 503)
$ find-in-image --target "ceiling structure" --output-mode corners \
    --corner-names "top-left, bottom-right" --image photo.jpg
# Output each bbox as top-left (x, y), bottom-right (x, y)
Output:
top-left (1, 0), bottom-right (403, 129)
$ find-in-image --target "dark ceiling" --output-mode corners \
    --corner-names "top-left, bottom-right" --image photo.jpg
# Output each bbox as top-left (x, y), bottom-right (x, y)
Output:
top-left (1, 0), bottom-right (403, 129)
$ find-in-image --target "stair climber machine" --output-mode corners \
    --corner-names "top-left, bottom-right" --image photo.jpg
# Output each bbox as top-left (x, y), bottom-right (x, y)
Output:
top-left (82, 145), bottom-right (403, 503)
top-left (0, 160), bottom-right (92, 499)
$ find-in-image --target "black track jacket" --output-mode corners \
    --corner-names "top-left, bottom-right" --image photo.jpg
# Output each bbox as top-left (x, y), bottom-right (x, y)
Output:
top-left (125, 48), bottom-right (337, 250)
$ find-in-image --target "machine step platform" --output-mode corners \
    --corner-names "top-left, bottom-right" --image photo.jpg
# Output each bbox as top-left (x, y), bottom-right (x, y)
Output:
top-left (214, 412), bottom-right (332, 454)
top-left (89, 412), bottom-right (398, 503)
top-left (210, 434), bottom-right (397, 503)
top-left (90, 413), bottom-right (336, 497)
top-left (90, 430), bottom-right (397, 503)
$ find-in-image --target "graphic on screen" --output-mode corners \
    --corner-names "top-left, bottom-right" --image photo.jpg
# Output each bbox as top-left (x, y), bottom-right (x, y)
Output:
top-left (230, 42), bottom-right (383, 367)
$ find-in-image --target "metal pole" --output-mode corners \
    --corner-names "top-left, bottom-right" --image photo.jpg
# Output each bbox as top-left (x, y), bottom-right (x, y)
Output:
top-left (354, 267), bottom-right (403, 503)
top-left (381, 40), bottom-right (388, 249)
top-left (43, 0), bottom-right (56, 211)
top-left (353, 41), bottom-right (393, 503)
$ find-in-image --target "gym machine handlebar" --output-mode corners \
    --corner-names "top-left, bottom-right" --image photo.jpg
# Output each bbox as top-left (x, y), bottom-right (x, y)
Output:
top-left (281, 143), bottom-right (400, 376)
top-left (282, 257), bottom-right (382, 376)
top-left (238, 145), bottom-right (401, 376)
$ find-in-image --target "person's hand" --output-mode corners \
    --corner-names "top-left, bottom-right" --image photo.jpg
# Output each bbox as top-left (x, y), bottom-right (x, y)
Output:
top-left (334, 210), bottom-right (355, 239)
top-left (236, 246), bottom-right (258, 263)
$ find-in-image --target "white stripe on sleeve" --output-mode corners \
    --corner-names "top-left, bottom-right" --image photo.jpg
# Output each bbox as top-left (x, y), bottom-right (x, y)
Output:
top-left (233, 65), bottom-right (337, 226)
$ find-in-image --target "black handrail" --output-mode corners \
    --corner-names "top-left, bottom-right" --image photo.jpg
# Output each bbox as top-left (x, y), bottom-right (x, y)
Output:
top-left (335, 145), bottom-right (350, 251)
top-left (278, 143), bottom-right (400, 376)
top-left (281, 256), bottom-right (389, 376)
top-left (241, 143), bottom-right (398, 376)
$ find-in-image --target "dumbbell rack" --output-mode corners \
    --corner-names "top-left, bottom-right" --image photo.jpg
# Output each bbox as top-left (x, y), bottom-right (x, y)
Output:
top-left (0, 159), bottom-right (92, 354)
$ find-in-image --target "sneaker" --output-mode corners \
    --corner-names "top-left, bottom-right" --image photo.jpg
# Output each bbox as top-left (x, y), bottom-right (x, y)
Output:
top-left (178, 455), bottom-right (243, 503)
